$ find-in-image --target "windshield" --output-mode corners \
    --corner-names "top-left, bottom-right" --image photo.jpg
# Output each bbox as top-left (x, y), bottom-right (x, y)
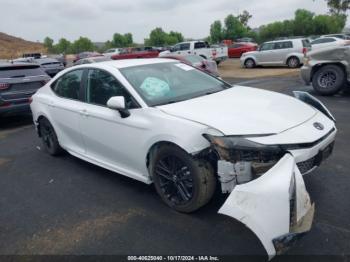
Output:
top-left (120, 62), bottom-right (230, 106)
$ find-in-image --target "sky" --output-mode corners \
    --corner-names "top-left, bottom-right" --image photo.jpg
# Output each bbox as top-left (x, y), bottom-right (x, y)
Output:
top-left (0, 0), bottom-right (331, 43)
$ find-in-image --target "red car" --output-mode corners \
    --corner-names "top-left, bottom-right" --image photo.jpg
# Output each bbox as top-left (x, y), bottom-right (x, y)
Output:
top-left (228, 42), bottom-right (258, 58)
top-left (111, 47), bottom-right (159, 60)
top-left (160, 54), bottom-right (219, 77)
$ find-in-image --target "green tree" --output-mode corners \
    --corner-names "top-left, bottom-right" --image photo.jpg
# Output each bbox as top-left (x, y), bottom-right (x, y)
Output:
top-left (210, 20), bottom-right (223, 43)
top-left (147, 27), bottom-right (168, 46)
top-left (293, 9), bottom-right (315, 35)
top-left (55, 38), bottom-right (71, 54)
top-left (43, 37), bottom-right (54, 53)
top-left (224, 14), bottom-right (247, 40)
top-left (325, 0), bottom-right (350, 15)
top-left (238, 10), bottom-right (252, 27)
top-left (70, 37), bottom-right (94, 53)
top-left (112, 33), bottom-right (134, 47)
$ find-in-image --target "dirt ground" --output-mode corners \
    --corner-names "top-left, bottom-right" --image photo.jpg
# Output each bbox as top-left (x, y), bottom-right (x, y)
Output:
top-left (218, 58), bottom-right (300, 79)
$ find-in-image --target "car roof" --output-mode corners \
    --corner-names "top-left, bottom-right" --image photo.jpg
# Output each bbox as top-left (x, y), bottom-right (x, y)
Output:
top-left (77, 58), bottom-right (176, 69)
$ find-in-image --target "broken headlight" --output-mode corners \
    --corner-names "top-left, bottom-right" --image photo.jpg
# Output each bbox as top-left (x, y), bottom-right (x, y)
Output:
top-left (203, 134), bottom-right (286, 192)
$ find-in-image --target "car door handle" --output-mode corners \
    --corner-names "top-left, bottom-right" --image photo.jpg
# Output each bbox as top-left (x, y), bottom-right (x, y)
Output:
top-left (79, 109), bottom-right (89, 117)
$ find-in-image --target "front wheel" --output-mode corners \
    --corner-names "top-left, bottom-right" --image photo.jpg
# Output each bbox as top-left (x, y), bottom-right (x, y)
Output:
top-left (287, 56), bottom-right (300, 68)
top-left (312, 65), bottom-right (345, 96)
top-left (151, 145), bottom-right (216, 213)
top-left (244, 58), bottom-right (256, 68)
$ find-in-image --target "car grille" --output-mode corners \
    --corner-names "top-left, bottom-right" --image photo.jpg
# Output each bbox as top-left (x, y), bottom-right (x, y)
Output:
top-left (297, 156), bottom-right (316, 174)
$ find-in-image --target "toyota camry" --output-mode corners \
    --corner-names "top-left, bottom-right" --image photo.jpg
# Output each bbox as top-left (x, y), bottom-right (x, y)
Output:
top-left (30, 59), bottom-right (337, 258)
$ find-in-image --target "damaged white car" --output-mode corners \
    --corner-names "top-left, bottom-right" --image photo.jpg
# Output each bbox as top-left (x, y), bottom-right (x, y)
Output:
top-left (30, 59), bottom-right (336, 258)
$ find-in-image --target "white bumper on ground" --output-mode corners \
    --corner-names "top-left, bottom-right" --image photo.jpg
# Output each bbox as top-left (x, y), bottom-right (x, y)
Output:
top-left (218, 154), bottom-right (314, 259)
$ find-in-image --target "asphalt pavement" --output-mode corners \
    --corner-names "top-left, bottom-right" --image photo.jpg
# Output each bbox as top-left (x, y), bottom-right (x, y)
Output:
top-left (0, 75), bottom-right (349, 261)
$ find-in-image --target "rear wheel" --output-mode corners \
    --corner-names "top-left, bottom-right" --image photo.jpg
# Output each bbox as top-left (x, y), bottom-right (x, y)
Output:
top-left (312, 65), bottom-right (345, 96)
top-left (151, 145), bottom-right (216, 213)
top-left (244, 58), bottom-right (256, 68)
top-left (39, 117), bottom-right (63, 156)
top-left (287, 56), bottom-right (300, 68)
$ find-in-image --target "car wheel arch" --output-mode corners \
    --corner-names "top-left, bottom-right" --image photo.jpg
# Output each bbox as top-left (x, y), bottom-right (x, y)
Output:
top-left (146, 141), bottom-right (191, 176)
top-left (286, 56), bottom-right (300, 67)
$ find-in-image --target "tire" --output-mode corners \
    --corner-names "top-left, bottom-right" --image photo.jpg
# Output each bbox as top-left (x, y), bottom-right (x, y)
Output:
top-left (39, 117), bottom-right (63, 156)
top-left (244, 58), bottom-right (256, 68)
top-left (287, 56), bottom-right (300, 68)
top-left (151, 145), bottom-right (216, 213)
top-left (312, 65), bottom-right (345, 96)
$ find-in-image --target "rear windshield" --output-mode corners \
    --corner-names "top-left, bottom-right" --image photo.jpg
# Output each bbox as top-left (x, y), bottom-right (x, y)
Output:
top-left (0, 66), bottom-right (46, 78)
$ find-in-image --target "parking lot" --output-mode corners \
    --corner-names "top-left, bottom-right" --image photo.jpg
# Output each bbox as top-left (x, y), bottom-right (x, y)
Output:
top-left (0, 70), bottom-right (349, 260)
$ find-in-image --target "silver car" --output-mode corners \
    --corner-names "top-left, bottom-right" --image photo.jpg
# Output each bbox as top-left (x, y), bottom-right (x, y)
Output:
top-left (240, 38), bottom-right (311, 68)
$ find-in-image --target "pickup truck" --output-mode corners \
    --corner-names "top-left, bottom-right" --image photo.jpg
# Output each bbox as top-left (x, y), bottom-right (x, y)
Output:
top-left (159, 41), bottom-right (228, 64)
top-left (111, 48), bottom-right (160, 60)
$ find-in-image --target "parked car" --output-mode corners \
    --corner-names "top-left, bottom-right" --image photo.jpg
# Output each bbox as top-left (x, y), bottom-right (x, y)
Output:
top-left (73, 52), bottom-right (101, 63)
top-left (310, 37), bottom-right (350, 51)
top-left (228, 42), bottom-right (258, 58)
top-left (301, 45), bottom-right (350, 96)
top-left (22, 53), bottom-right (41, 59)
top-left (35, 58), bottom-right (64, 76)
top-left (160, 54), bottom-right (219, 76)
top-left (74, 56), bottom-right (112, 65)
top-left (160, 41), bottom-right (228, 64)
top-left (111, 48), bottom-right (159, 60)
top-left (320, 34), bottom-right (350, 40)
top-left (49, 54), bottom-right (67, 67)
top-left (103, 48), bottom-right (122, 57)
top-left (31, 58), bottom-right (337, 258)
top-left (0, 62), bottom-right (50, 116)
top-left (240, 38), bottom-right (311, 68)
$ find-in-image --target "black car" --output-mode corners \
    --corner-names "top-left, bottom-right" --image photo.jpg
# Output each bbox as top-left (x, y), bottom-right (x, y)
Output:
top-left (0, 63), bottom-right (50, 117)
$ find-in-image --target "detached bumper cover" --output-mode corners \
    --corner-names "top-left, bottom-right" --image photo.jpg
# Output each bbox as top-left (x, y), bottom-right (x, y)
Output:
top-left (218, 154), bottom-right (314, 259)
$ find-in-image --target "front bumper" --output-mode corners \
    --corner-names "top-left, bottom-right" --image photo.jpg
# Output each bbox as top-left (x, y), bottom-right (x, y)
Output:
top-left (218, 154), bottom-right (314, 259)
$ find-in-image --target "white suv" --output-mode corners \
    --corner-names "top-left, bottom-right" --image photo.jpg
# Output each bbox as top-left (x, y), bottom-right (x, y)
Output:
top-left (240, 38), bottom-right (311, 68)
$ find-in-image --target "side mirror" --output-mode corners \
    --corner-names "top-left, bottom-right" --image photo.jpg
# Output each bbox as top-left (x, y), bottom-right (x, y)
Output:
top-left (107, 96), bottom-right (130, 118)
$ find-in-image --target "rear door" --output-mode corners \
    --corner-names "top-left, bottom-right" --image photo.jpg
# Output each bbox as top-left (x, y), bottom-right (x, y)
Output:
top-left (48, 69), bottom-right (86, 154)
top-left (272, 41), bottom-right (293, 64)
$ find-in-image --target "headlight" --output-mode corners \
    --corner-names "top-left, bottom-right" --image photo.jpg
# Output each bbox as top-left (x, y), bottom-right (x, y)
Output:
top-left (203, 134), bottom-right (284, 160)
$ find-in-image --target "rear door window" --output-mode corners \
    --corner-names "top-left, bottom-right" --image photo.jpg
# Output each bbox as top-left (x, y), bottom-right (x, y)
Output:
top-left (51, 69), bottom-right (83, 100)
top-left (274, 41), bottom-right (293, 49)
top-left (260, 43), bottom-right (274, 51)
top-left (194, 42), bottom-right (206, 49)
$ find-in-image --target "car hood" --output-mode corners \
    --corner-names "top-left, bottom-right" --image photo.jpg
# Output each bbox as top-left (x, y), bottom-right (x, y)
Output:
top-left (157, 86), bottom-right (316, 135)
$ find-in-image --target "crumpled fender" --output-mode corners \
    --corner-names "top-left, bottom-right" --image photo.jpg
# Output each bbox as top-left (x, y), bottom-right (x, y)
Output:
top-left (218, 154), bottom-right (313, 259)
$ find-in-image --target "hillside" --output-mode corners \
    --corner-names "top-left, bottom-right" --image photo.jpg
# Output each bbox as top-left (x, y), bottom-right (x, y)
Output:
top-left (0, 32), bottom-right (47, 59)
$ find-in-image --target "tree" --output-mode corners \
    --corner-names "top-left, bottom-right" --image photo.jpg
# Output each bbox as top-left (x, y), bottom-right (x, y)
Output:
top-left (238, 10), bottom-right (252, 27)
top-left (210, 20), bottom-right (223, 43)
top-left (112, 33), bottom-right (133, 47)
top-left (325, 0), bottom-right (350, 15)
top-left (293, 9), bottom-right (315, 35)
top-left (70, 37), bottom-right (94, 53)
top-left (43, 37), bottom-right (54, 53)
top-left (145, 28), bottom-right (183, 46)
top-left (224, 14), bottom-right (247, 40)
top-left (55, 38), bottom-right (71, 54)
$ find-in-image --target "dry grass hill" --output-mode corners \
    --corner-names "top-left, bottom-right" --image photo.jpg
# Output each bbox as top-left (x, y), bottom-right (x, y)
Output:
top-left (0, 32), bottom-right (47, 59)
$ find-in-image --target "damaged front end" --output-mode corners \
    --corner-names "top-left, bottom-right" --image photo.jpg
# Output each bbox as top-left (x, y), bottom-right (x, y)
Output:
top-left (203, 134), bottom-right (315, 259)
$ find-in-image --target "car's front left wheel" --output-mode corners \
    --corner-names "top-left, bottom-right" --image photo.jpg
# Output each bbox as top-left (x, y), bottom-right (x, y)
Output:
top-left (151, 145), bottom-right (216, 213)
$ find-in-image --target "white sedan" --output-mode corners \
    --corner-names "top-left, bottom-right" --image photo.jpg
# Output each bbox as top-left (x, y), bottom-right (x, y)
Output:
top-left (311, 36), bottom-right (349, 51)
top-left (30, 58), bottom-right (337, 258)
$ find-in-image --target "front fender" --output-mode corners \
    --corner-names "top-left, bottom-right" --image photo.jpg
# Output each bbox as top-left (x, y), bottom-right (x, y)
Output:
top-left (218, 154), bottom-right (314, 259)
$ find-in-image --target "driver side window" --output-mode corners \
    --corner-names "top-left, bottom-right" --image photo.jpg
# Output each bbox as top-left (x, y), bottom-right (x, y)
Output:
top-left (86, 69), bottom-right (138, 109)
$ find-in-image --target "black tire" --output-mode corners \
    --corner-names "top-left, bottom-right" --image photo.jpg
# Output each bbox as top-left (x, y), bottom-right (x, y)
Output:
top-left (39, 117), bottom-right (63, 156)
top-left (151, 145), bottom-right (216, 213)
top-left (244, 58), bottom-right (256, 68)
top-left (312, 65), bottom-right (345, 96)
top-left (287, 56), bottom-right (300, 68)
